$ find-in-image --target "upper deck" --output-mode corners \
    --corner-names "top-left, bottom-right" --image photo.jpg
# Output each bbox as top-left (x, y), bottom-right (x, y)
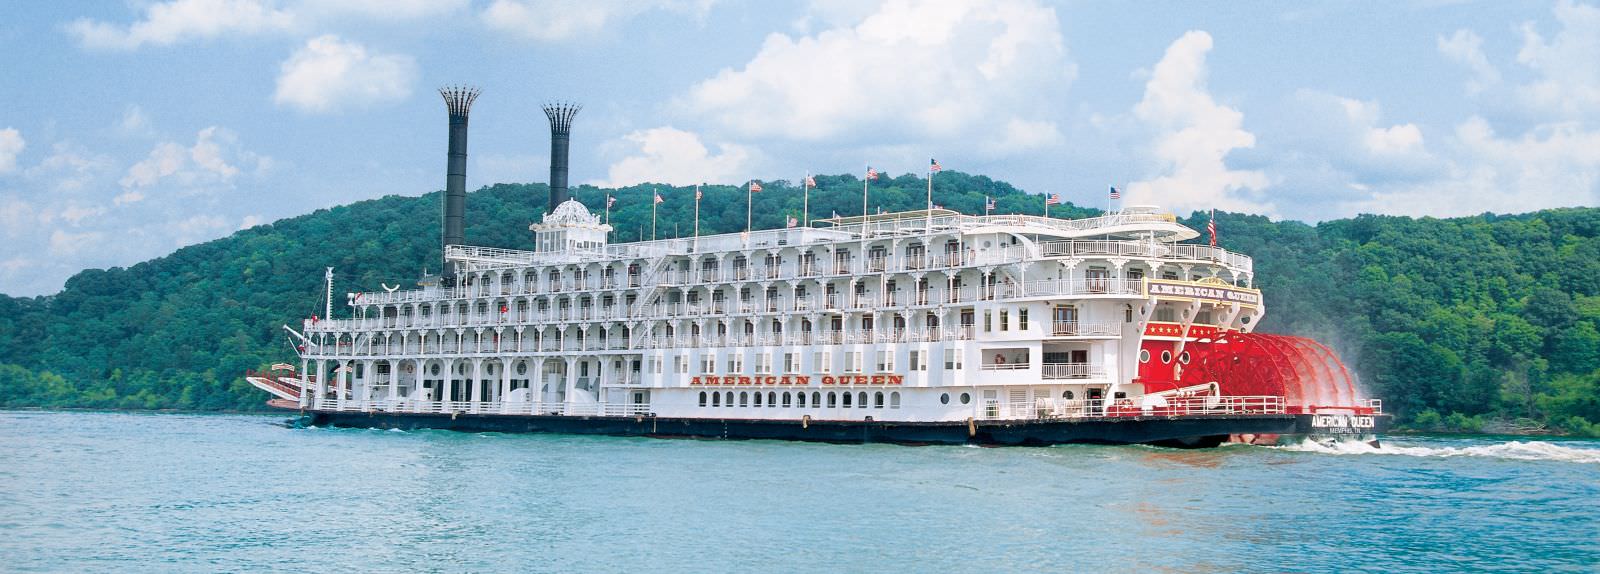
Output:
top-left (345, 205), bottom-right (1244, 308)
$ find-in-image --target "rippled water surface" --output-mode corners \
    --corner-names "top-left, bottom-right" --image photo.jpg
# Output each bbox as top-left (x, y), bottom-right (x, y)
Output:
top-left (2, 411), bottom-right (1596, 573)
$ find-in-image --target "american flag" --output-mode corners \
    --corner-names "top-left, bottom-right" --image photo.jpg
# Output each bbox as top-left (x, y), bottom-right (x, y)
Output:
top-left (606, 195), bottom-right (616, 208)
top-left (787, 215), bottom-right (798, 228)
top-left (1208, 210), bottom-right (1218, 247)
top-left (695, 186), bottom-right (702, 201)
top-left (654, 192), bottom-right (664, 204)
top-left (986, 196), bottom-right (996, 211)
top-left (866, 166), bottom-right (879, 181)
top-left (1109, 185), bottom-right (1121, 200)
top-left (1046, 193), bottom-right (1061, 206)
top-left (930, 158), bottom-right (942, 173)
top-left (749, 180), bottom-right (762, 193)
top-left (805, 175), bottom-right (816, 188)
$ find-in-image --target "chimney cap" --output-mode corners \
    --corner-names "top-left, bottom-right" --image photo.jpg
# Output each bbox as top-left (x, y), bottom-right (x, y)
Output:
top-left (542, 101), bottom-right (582, 133)
top-left (440, 85), bottom-right (481, 117)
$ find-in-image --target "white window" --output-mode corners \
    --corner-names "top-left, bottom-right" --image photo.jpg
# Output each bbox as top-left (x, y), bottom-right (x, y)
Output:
top-left (674, 356), bottom-right (687, 374)
top-left (815, 351), bottom-right (833, 372)
top-left (649, 357), bottom-right (663, 374)
top-left (984, 310), bottom-right (992, 332)
top-left (845, 351), bottom-right (863, 373)
top-left (909, 350), bottom-right (929, 371)
top-left (909, 350), bottom-right (921, 371)
top-left (756, 353), bottom-right (772, 374)
top-left (999, 309), bottom-right (1009, 331)
top-left (876, 350), bottom-right (894, 371)
top-left (699, 355), bottom-right (715, 374)
top-left (944, 348), bottom-right (963, 370)
top-left (727, 354), bottom-right (745, 373)
top-left (785, 352), bottom-right (801, 373)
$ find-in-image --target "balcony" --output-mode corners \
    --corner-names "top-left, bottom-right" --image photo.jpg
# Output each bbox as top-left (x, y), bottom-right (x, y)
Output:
top-left (1041, 363), bottom-right (1103, 379)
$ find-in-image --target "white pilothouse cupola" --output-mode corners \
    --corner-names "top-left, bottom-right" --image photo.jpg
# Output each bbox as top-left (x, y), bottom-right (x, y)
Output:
top-left (531, 200), bottom-right (611, 254)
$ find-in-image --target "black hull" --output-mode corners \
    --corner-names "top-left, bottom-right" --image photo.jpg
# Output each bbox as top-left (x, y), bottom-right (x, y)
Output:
top-left (302, 410), bottom-right (1391, 448)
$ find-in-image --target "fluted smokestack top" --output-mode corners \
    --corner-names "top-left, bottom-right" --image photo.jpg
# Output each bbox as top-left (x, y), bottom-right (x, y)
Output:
top-left (543, 101), bottom-right (581, 213)
top-left (441, 85), bottom-right (480, 118)
top-left (542, 101), bottom-right (581, 133)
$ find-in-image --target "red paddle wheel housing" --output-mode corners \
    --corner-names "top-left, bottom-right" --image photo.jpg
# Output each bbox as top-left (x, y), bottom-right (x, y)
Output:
top-left (1140, 332), bottom-right (1372, 415)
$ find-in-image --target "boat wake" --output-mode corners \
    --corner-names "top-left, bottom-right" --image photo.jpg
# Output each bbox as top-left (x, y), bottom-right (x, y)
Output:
top-left (1275, 439), bottom-right (1600, 464)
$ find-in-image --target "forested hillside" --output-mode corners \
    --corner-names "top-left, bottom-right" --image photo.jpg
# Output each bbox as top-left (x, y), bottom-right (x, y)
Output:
top-left (1, 172), bottom-right (1596, 435)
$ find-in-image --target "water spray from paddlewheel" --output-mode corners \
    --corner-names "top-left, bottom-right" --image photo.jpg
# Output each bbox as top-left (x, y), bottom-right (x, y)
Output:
top-left (1183, 332), bottom-right (1378, 415)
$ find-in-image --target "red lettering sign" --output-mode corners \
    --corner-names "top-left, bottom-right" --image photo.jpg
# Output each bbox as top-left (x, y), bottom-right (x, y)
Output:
top-left (795, 376), bottom-right (811, 386)
top-left (822, 375), bottom-right (835, 385)
top-left (887, 375), bottom-right (904, 385)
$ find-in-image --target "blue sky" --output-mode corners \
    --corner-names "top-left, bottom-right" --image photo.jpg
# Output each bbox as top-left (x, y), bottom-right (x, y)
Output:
top-left (1, 0), bottom-right (1598, 296)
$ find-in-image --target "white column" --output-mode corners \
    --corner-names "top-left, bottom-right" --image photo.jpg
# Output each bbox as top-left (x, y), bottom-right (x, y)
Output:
top-left (443, 358), bottom-right (456, 408)
top-left (469, 358), bottom-right (483, 412)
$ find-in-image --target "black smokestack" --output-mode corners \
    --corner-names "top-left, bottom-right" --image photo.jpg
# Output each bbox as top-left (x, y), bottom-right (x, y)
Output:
top-left (542, 102), bottom-right (581, 213)
top-left (440, 86), bottom-right (479, 276)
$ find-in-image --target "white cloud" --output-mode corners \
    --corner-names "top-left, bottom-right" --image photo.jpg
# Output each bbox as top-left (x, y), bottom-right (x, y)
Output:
top-left (69, 0), bottom-right (295, 50)
top-left (1351, 117), bottom-right (1600, 217)
top-left (481, 0), bottom-right (713, 42)
top-left (0, 128), bottom-right (24, 174)
top-left (1126, 31), bottom-right (1269, 215)
top-left (118, 104), bottom-right (152, 135)
top-left (595, 127), bottom-right (752, 187)
top-left (239, 214), bottom-right (265, 229)
top-left (1515, 0), bottom-right (1600, 120)
top-left (48, 229), bottom-right (105, 257)
top-left (678, 0), bottom-right (1072, 154)
top-left (273, 35), bottom-right (416, 113)
top-left (114, 191), bottom-right (146, 206)
top-left (118, 126), bottom-right (266, 196)
top-left (290, 0), bottom-right (469, 22)
top-left (25, 143), bottom-right (115, 194)
top-left (57, 204), bottom-right (108, 225)
top-left (0, 200), bottom-right (33, 236)
top-left (1437, 29), bottom-right (1500, 95)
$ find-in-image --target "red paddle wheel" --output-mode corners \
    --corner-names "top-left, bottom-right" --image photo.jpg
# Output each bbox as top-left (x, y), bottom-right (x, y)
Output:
top-left (1181, 332), bottom-right (1371, 415)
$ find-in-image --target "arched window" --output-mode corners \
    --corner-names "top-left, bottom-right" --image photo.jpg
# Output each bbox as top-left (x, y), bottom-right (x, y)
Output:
top-left (828, 392), bottom-right (838, 408)
top-left (890, 392), bottom-right (901, 409)
top-left (842, 393), bottom-right (852, 407)
top-left (812, 391), bottom-right (821, 406)
top-left (724, 391), bottom-right (733, 406)
top-left (712, 393), bottom-right (721, 407)
top-left (740, 392), bottom-right (749, 407)
top-left (753, 392), bottom-right (762, 407)
top-left (858, 391), bottom-right (868, 408)
top-left (767, 391), bottom-right (777, 406)
top-left (699, 391), bottom-right (707, 407)
top-left (874, 392), bottom-right (885, 408)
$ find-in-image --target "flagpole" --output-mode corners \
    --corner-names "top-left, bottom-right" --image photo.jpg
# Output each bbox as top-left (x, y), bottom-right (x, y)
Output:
top-left (1044, 191), bottom-right (1050, 219)
top-left (861, 165), bottom-right (870, 234)
top-left (746, 181), bottom-right (753, 240)
top-left (604, 193), bottom-right (611, 241)
top-left (693, 184), bottom-right (701, 252)
top-left (651, 187), bottom-right (658, 242)
top-left (802, 171), bottom-right (810, 228)
top-left (925, 164), bottom-right (933, 232)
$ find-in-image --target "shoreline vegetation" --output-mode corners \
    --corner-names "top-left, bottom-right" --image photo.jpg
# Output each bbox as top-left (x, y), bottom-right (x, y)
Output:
top-left (2, 174), bottom-right (1598, 437)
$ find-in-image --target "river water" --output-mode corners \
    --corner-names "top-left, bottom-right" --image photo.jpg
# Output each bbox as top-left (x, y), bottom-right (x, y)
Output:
top-left (1, 410), bottom-right (1595, 573)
